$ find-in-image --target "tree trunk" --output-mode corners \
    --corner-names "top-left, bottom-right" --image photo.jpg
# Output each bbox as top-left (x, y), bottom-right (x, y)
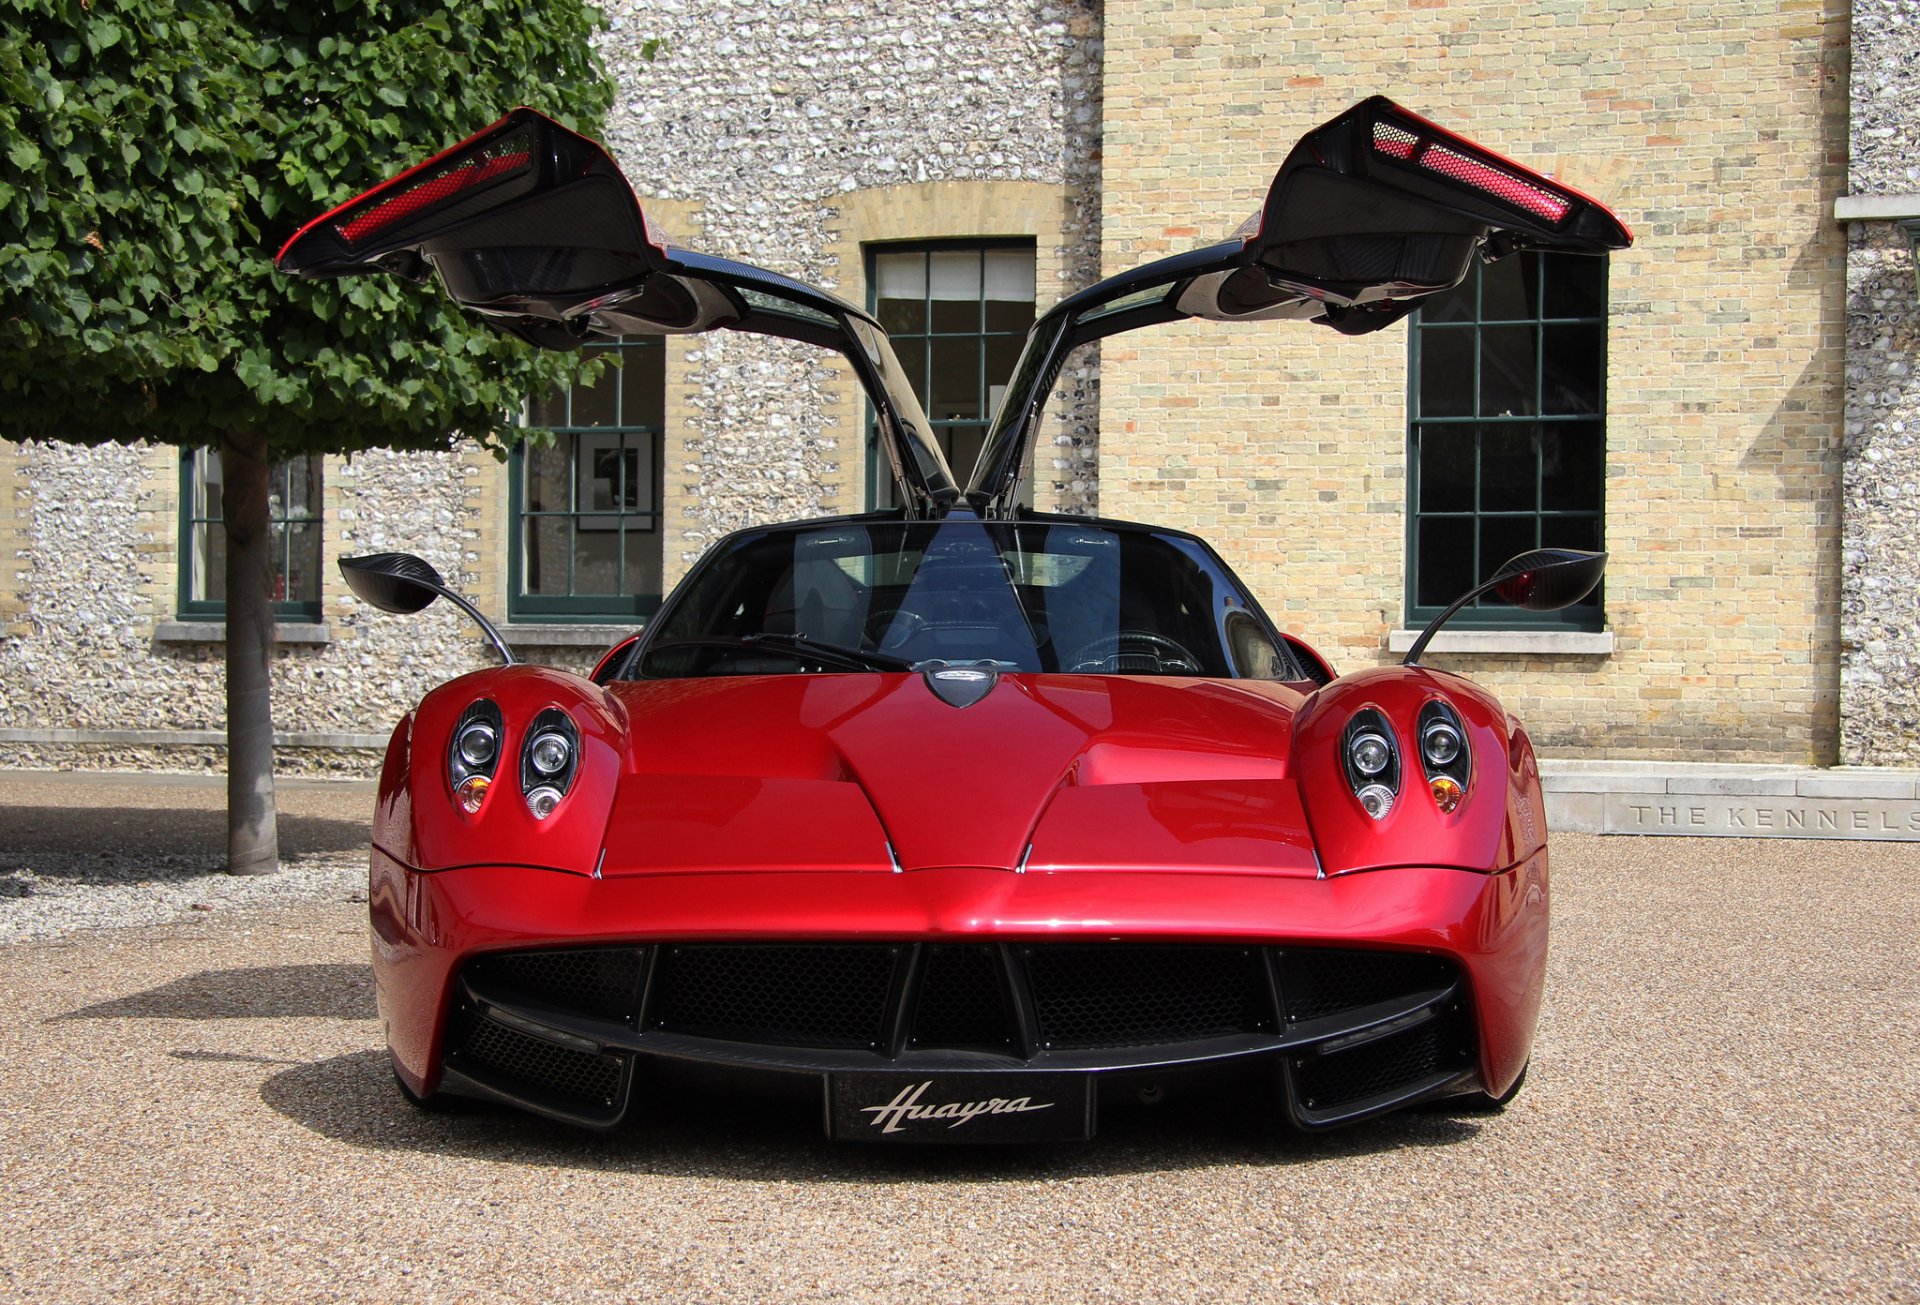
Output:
top-left (221, 428), bottom-right (279, 875)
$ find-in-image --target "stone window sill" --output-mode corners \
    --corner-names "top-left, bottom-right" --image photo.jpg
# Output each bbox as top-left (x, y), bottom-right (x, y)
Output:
top-left (496, 623), bottom-right (641, 648)
top-left (1385, 628), bottom-right (1614, 656)
top-left (154, 621), bottom-right (332, 645)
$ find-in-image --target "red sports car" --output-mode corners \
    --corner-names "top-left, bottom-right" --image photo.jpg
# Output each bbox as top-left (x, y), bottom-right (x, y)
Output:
top-left (278, 97), bottom-right (1628, 1141)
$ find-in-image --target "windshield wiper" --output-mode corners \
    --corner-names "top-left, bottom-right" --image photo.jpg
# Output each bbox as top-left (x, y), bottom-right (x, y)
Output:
top-left (643, 634), bottom-right (916, 673)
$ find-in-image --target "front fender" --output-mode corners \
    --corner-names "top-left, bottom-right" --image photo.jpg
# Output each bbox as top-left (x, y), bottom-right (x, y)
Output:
top-left (1290, 666), bottom-right (1544, 875)
top-left (397, 665), bottom-right (628, 876)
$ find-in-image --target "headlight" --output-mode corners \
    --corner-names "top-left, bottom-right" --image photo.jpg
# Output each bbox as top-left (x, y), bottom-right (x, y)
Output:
top-left (1340, 709), bottom-right (1400, 820)
top-left (1416, 699), bottom-right (1471, 813)
top-left (447, 700), bottom-right (503, 814)
top-left (519, 708), bottom-right (580, 819)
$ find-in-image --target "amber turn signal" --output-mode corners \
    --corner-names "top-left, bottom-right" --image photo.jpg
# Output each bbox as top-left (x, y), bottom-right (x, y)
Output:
top-left (456, 773), bottom-right (490, 814)
top-left (1428, 774), bottom-right (1462, 814)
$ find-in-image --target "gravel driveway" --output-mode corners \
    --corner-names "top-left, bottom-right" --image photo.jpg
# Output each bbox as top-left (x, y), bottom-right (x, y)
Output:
top-left (0, 778), bottom-right (1914, 1303)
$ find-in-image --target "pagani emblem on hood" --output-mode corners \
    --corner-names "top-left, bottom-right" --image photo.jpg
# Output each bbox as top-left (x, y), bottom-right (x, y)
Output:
top-left (922, 663), bottom-right (999, 709)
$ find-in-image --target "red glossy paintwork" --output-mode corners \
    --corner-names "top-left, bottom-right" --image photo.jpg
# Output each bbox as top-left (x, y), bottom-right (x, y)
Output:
top-left (373, 658), bottom-right (1551, 1108)
top-left (373, 850), bottom-right (1547, 1101)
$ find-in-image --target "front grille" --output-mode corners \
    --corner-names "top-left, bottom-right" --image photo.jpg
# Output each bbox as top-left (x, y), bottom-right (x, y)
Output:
top-left (449, 1007), bottom-right (624, 1108)
top-left (466, 947), bottom-right (646, 1024)
top-left (1027, 945), bottom-right (1268, 1049)
top-left (910, 945), bottom-right (1013, 1051)
top-left (1294, 1006), bottom-right (1474, 1111)
top-left (1275, 948), bottom-right (1457, 1023)
top-left (648, 944), bottom-right (897, 1049)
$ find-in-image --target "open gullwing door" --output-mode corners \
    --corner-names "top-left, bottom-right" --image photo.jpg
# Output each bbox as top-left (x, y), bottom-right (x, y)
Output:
top-left (275, 108), bottom-right (958, 516)
top-left (966, 96), bottom-right (1633, 514)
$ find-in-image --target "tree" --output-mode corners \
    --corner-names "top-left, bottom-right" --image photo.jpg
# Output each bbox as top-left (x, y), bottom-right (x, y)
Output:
top-left (0, 0), bottom-right (615, 872)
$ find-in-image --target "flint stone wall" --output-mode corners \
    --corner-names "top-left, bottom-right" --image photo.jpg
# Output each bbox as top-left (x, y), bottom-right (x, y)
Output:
top-left (1844, 0), bottom-right (1920, 764)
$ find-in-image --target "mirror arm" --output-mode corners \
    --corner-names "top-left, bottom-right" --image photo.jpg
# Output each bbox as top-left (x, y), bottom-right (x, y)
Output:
top-left (1402, 579), bottom-right (1500, 667)
top-left (424, 582), bottom-right (517, 666)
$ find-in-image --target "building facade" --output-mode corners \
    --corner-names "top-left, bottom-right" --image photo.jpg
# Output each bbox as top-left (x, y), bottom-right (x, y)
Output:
top-left (4, 0), bottom-right (1913, 773)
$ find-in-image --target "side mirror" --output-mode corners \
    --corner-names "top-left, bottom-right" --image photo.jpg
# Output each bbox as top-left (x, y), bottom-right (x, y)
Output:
top-left (1403, 548), bottom-right (1605, 666)
top-left (339, 552), bottom-right (518, 665)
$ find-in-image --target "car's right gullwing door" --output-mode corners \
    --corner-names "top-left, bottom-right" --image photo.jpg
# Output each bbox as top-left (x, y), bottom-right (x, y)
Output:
top-left (968, 96), bottom-right (1632, 513)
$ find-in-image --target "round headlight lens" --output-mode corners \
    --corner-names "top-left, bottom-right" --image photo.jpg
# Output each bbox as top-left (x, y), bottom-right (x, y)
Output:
top-left (456, 721), bottom-right (498, 768)
top-left (455, 773), bottom-right (490, 814)
top-left (1422, 720), bottom-right (1462, 767)
top-left (1355, 783), bottom-right (1395, 820)
top-left (528, 730), bottom-right (572, 777)
top-left (1350, 732), bottom-right (1392, 777)
top-left (526, 784), bottom-right (564, 820)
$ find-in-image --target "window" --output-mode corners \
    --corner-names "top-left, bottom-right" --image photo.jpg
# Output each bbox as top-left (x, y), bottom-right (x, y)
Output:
top-left (179, 449), bottom-right (323, 620)
top-left (867, 241), bottom-right (1037, 507)
top-left (510, 338), bottom-right (665, 621)
top-left (1407, 252), bottom-right (1607, 629)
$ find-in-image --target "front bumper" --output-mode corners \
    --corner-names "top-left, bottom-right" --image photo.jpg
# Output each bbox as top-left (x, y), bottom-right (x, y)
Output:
top-left (371, 850), bottom-right (1548, 1137)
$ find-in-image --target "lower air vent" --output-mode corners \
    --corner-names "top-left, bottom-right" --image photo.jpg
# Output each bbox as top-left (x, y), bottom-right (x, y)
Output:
top-left (464, 946), bottom-right (647, 1024)
top-left (450, 1007), bottom-right (624, 1108)
top-left (1276, 948), bottom-right (1458, 1023)
top-left (648, 944), bottom-right (898, 1049)
top-left (909, 945), bottom-right (1014, 1051)
top-left (1027, 945), bottom-right (1269, 1049)
top-left (1294, 1006), bottom-right (1473, 1112)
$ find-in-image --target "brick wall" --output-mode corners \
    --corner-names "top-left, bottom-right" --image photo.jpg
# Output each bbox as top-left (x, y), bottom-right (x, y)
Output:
top-left (1100, 0), bottom-right (1850, 761)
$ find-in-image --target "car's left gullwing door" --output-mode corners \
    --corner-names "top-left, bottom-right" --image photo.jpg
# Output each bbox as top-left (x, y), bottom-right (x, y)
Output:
top-left (276, 107), bottom-right (958, 516)
top-left (968, 95), bottom-right (1633, 513)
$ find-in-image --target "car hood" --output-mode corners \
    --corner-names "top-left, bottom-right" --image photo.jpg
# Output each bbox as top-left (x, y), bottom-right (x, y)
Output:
top-left (597, 673), bottom-right (1317, 878)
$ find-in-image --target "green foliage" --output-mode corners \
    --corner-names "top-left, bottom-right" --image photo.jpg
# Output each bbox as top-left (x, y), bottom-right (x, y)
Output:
top-left (0, 0), bottom-right (616, 455)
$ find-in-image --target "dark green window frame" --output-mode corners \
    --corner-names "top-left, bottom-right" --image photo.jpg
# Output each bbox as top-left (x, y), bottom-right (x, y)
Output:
top-left (865, 238), bottom-right (1037, 509)
top-left (177, 448), bottom-right (324, 621)
top-left (509, 337), bottom-right (666, 622)
top-left (1406, 252), bottom-right (1608, 631)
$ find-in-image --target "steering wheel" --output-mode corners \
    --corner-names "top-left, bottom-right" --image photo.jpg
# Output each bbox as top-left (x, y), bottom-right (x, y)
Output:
top-left (1064, 630), bottom-right (1203, 674)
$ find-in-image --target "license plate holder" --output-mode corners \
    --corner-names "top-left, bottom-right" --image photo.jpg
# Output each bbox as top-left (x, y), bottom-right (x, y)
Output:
top-left (827, 1071), bottom-right (1093, 1143)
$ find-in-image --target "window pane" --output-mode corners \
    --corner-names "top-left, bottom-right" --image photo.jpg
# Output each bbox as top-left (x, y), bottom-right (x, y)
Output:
top-left (985, 334), bottom-right (1026, 418)
top-left (1544, 255), bottom-right (1605, 319)
top-left (194, 449), bottom-right (222, 517)
top-left (1477, 517), bottom-right (1538, 592)
top-left (1542, 323), bottom-right (1603, 414)
top-left (573, 523), bottom-right (619, 594)
top-left (1421, 276), bottom-right (1475, 323)
top-left (623, 522), bottom-right (664, 599)
top-left (874, 252), bottom-right (928, 334)
top-left (1416, 516), bottom-right (1474, 608)
top-left (1541, 422), bottom-right (1603, 512)
top-left (525, 517), bottom-right (569, 595)
top-left (578, 434), bottom-right (632, 513)
top-left (283, 520), bottom-right (321, 603)
top-left (982, 248), bottom-right (1037, 333)
top-left (891, 336), bottom-right (928, 408)
top-left (525, 441), bottom-right (570, 513)
top-left (194, 522), bottom-right (227, 603)
top-left (943, 426), bottom-right (988, 483)
top-left (570, 360), bottom-right (620, 428)
top-left (928, 250), bottom-right (982, 333)
top-left (284, 455), bottom-right (320, 516)
top-left (620, 347), bottom-right (663, 427)
top-left (1478, 326), bottom-right (1537, 417)
top-left (1479, 425), bottom-right (1537, 512)
top-left (928, 335), bottom-right (982, 422)
top-left (1478, 255), bottom-right (1536, 322)
top-left (1418, 328), bottom-right (1474, 418)
top-left (1543, 514), bottom-right (1601, 554)
top-left (1418, 426), bottom-right (1475, 512)
top-left (528, 388), bottom-right (567, 427)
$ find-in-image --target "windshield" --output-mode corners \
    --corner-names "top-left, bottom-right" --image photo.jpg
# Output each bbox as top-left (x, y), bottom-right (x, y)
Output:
top-left (634, 518), bottom-right (1289, 679)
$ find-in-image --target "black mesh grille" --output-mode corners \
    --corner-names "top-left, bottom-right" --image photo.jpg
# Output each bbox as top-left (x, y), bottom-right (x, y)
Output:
top-left (649, 944), bottom-right (897, 1049)
top-left (1277, 949), bottom-right (1457, 1023)
top-left (1027, 945), bottom-right (1267, 1050)
top-left (451, 1008), bottom-right (624, 1108)
top-left (465, 947), bottom-right (646, 1024)
top-left (910, 946), bottom-right (1014, 1051)
top-left (1294, 1007), bottom-right (1473, 1111)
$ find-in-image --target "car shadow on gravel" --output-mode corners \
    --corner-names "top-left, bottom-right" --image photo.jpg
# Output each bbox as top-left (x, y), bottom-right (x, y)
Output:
top-left (52, 963), bottom-right (376, 1022)
top-left (259, 1048), bottom-right (1484, 1180)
